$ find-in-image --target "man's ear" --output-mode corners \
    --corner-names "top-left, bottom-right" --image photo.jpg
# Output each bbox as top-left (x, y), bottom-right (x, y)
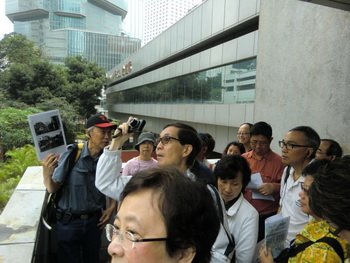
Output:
top-left (306, 148), bottom-right (313, 158)
top-left (177, 247), bottom-right (196, 263)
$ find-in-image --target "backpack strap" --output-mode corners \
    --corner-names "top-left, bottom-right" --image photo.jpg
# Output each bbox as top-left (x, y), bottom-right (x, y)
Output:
top-left (284, 165), bottom-right (291, 184)
top-left (287, 239), bottom-right (314, 258)
top-left (54, 143), bottom-right (83, 202)
top-left (317, 237), bottom-right (344, 262)
top-left (208, 184), bottom-right (235, 258)
top-left (287, 237), bottom-right (344, 261)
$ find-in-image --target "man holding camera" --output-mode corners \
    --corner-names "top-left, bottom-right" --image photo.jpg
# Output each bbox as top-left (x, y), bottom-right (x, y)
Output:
top-left (42, 113), bottom-right (117, 263)
top-left (95, 118), bottom-right (202, 199)
top-left (95, 118), bottom-right (235, 263)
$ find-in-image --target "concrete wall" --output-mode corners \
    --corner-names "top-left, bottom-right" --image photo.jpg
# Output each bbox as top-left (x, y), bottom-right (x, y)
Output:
top-left (0, 167), bottom-right (45, 263)
top-left (256, 0), bottom-right (350, 154)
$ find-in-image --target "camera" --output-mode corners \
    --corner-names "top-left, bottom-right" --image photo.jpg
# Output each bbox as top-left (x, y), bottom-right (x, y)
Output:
top-left (127, 118), bottom-right (146, 133)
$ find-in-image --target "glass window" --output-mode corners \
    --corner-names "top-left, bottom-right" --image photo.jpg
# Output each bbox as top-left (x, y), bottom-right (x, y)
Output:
top-left (107, 57), bottom-right (256, 105)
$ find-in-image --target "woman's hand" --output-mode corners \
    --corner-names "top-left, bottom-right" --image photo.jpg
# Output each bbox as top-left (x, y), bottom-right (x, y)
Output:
top-left (258, 244), bottom-right (274, 263)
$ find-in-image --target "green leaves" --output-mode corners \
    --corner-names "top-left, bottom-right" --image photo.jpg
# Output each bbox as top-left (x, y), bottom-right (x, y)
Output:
top-left (0, 107), bottom-right (41, 152)
top-left (0, 33), bottom-right (41, 69)
top-left (0, 35), bottom-right (107, 118)
top-left (0, 145), bottom-right (40, 211)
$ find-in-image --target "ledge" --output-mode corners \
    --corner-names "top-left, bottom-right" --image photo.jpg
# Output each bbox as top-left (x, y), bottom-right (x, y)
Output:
top-left (0, 166), bottom-right (45, 263)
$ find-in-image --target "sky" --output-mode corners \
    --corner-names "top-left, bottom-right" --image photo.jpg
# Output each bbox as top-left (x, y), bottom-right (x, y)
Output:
top-left (0, 1), bottom-right (13, 39)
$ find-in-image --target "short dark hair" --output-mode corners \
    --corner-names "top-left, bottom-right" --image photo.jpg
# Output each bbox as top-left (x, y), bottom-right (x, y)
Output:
top-left (309, 159), bottom-right (350, 231)
top-left (120, 168), bottom-right (220, 263)
top-left (163, 123), bottom-right (201, 167)
top-left (302, 159), bottom-right (330, 177)
top-left (198, 133), bottom-right (216, 155)
top-left (321, 139), bottom-right (343, 158)
top-left (222, 141), bottom-right (245, 157)
top-left (214, 155), bottom-right (251, 193)
top-left (250, 121), bottom-right (272, 139)
top-left (289, 126), bottom-right (320, 159)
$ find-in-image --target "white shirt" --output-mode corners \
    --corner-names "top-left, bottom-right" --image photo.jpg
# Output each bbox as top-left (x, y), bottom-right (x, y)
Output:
top-left (226, 193), bottom-right (259, 263)
top-left (279, 166), bottom-right (309, 246)
top-left (95, 147), bottom-right (131, 200)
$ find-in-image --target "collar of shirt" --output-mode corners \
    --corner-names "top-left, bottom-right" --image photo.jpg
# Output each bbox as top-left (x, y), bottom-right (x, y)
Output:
top-left (245, 149), bottom-right (273, 161)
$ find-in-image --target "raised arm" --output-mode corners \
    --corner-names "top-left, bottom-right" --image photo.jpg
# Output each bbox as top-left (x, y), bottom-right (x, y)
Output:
top-left (95, 120), bottom-right (133, 200)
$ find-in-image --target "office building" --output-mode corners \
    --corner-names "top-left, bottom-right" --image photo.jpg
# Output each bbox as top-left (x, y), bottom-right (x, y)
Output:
top-left (106, 0), bottom-right (350, 154)
top-left (123, 0), bottom-right (203, 46)
top-left (5, 0), bottom-right (141, 70)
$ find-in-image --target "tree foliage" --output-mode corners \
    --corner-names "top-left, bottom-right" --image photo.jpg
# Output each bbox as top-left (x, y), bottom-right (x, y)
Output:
top-left (0, 107), bottom-right (41, 152)
top-left (0, 33), bottom-right (41, 69)
top-left (0, 145), bottom-right (40, 211)
top-left (64, 56), bottom-right (106, 117)
top-left (0, 35), bottom-right (106, 118)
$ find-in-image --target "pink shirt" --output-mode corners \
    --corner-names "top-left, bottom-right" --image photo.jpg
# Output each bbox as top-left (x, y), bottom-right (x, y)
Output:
top-left (242, 150), bottom-right (285, 215)
top-left (122, 157), bottom-right (158, 176)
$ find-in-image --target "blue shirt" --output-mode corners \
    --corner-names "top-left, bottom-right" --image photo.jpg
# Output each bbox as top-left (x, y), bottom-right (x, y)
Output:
top-left (52, 142), bottom-right (105, 214)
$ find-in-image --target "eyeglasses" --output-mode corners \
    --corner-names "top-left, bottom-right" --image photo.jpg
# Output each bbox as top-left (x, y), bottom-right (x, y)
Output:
top-left (156, 135), bottom-right (181, 145)
top-left (105, 224), bottom-right (168, 249)
top-left (278, 140), bottom-right (312, 150)
top-left (299, 182), bottom-right (310, 195)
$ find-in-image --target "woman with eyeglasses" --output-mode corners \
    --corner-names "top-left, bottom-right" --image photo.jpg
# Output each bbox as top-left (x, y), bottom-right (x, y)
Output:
top-left (259, 160), bottom-right (349, 263)
top-left (96, 119), bottom-right (236, 262)
top-left (106, 167), bottom-right (220, 263)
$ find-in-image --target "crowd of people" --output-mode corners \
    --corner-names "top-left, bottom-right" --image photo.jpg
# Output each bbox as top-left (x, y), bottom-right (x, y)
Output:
top-left (42, 113), bottom-right (349, 263)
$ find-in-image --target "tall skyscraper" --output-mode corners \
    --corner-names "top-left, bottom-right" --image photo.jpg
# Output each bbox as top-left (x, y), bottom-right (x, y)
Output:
top-left (144, 0), bottom-right (203, 45)
top-left (124, 0), bottom-right (203, 46)
top-left (5, 0), bottom-right (141, 70)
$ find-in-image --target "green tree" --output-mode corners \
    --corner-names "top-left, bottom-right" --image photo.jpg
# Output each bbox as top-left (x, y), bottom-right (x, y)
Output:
top-left (64, 56), bottom-right (106, 117)
top-left (0, 145), bottom-right (40, 211)
top-left (0, 107), bottom-right (40, 153)
top-left (1, 60), bottom-right (67, 105)
top-left (0, 33), bottom-right (41, 69)
top-left (0, 35), bottom-right (106, 119)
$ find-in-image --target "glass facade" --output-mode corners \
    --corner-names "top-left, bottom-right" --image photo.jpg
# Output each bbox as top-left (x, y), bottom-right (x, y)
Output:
top-left (66, 30), bottom-right (140, 71)
top-left (107, 57), bottom-right (256, 105)
top-left (6, 0), bottom-right (138, 71)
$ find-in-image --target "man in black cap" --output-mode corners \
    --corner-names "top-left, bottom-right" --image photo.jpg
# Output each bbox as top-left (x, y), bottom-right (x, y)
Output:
top-left (122, 132), bottom-right (158, 176)
top-left (42, 113), bottom-right (117, 263)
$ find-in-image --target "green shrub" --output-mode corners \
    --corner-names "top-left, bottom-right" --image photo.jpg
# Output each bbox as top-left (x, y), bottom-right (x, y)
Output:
top-left (0, 145), bottom-right (40, 211)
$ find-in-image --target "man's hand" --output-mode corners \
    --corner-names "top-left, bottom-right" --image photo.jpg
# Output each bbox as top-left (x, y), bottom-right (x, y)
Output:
top-left (41, 153), bottom-right (60, 193)
top-left (257, 183), bottom-right (275, 195)
top-left (109, 117), bottom-right (134, 150)
top-left (42, 153), bottom-right (58, 177)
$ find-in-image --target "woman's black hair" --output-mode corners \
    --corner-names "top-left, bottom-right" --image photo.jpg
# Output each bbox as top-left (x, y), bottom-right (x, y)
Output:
top-left (120, 167), bottom-right (220, 263)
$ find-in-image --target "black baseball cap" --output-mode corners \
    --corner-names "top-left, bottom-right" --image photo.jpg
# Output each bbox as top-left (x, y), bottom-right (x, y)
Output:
top-left (85, 113), bottom-right (117, 129)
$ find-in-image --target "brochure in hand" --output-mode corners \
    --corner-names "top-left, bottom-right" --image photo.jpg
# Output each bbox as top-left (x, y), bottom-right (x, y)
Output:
top-left (264, 213), bottom-right (290, 258)
top-left (28, 109), bottom-right (67, 160)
